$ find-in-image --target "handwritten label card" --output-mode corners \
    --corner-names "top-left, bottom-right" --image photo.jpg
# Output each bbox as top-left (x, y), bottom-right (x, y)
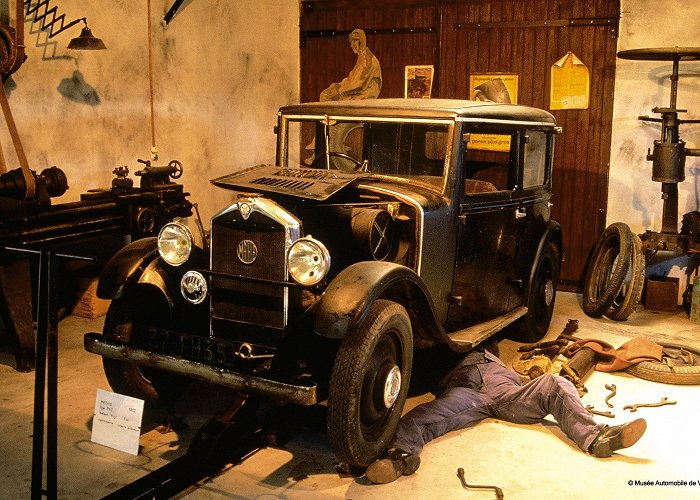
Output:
top-left (90, 389), bottom-right (145, 455)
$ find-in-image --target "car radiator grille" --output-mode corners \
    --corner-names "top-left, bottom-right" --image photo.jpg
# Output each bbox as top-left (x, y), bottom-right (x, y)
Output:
top-left (211, 221), bottom-right (287, 331)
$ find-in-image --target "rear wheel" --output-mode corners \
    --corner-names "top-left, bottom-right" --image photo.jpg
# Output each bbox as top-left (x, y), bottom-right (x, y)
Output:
top-left (516, 242), bottom-right (560, 343)
top-left (327, 299), bottom-right (413, 467)
top-left (102, 296), bottom-right (186, 404)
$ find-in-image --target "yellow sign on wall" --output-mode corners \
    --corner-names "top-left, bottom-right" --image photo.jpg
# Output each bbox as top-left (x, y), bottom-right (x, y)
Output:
top-left (550, 51), bottom-right (590, 110)
top-left (468, 73), bottom-right (519, 152)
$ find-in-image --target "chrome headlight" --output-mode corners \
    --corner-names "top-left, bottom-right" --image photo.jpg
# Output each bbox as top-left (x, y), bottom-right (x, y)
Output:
top-left (157, 221), bottom-right (193, 266)
top-left (287, 236), bottom-right (330, 286)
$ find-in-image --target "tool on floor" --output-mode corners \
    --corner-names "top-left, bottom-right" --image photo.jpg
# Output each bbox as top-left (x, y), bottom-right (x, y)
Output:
top-left (623, 397), bottom-right (677, 412)
top-left (604, 383), bottom-right (617, 408)
top-left (518, 339), bottom-right (568, 360)
top-left (559, 345), bottom-right (596, 395)
top-left (558, 320), bottom-right (601, 396)
top-left (585, 405), bottom-right (615, 418)
top-left (457, 468), bottom-right (504, 500)
top-left (515, 319), bottom-right (580, 381)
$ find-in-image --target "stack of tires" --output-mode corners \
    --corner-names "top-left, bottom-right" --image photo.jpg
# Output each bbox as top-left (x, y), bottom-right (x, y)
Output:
top-left (582, 222), bottom-right (645, 321)
top-left (582, 222), bottom-right (700, 385)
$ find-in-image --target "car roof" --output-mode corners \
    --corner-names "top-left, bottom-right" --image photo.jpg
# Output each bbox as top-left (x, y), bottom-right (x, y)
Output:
top-left (279, 98), bottom-right (557, 126)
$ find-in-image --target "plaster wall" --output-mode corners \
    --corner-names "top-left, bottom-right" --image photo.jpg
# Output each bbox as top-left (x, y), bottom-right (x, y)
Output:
top-left (3, 0), bottom-right (299, 227)
top-left (609, 0), bottom-right (700, 232)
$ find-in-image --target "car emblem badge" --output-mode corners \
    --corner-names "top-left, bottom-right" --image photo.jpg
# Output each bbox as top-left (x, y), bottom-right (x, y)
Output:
top-left (239, 202), bottom-right (252, 219)
top-left (237, 240), bottom-right (258, 264)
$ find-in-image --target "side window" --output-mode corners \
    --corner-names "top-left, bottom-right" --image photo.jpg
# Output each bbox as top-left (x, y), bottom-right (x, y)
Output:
top-left (523, 131), bottom-right (547, 188)
top-left (462, 131), bottom-right (516, 198)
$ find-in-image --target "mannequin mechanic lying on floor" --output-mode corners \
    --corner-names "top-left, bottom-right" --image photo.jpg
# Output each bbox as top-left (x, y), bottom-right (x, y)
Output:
top-left (365, 348), bottom-right (647, 484)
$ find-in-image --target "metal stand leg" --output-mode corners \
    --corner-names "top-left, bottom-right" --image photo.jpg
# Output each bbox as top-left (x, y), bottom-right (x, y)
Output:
top-left (31, 249), bottom-right (58, 500)
top-left (2, 246), bottom-right (94, 500)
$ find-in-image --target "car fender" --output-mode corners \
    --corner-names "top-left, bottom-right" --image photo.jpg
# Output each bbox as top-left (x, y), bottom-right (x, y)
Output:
top-left (97, 237), bottom-right (160, 299)
top-left (97, 238), bottom-right (206, 308)
top-left (528, 220), bottom-right (563, 295)
top-left (313, 261), bottom-right (445, 347)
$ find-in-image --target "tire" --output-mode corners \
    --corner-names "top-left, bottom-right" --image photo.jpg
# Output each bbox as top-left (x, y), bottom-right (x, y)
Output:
top-left (102, 297), bottom-right (186, 404)
top-left (516, 242), bottom-right (560, 343)
top-left (582, 222), bottom-right (634, 317)
top-left (605, 233), bottom-right (645, 321)
top-left (625, 343), bottom-right (700, 385)
top-left (327, 299), bottom-right (413, 467)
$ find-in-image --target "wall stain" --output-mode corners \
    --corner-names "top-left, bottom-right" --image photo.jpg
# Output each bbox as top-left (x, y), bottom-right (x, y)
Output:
top-left (617, 138), bottom-right (642, 167)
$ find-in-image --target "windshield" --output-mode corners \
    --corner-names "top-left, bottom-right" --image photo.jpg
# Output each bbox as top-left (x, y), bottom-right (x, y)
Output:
top-left (281, 116), bottom-right (451, 190)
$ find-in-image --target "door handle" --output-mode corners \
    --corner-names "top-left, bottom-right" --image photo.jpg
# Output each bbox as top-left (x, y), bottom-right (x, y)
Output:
top-left (515, 207), bottom-right (526, 219)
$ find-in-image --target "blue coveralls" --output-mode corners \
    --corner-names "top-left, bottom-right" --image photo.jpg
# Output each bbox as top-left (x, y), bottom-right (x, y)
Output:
top-left (392, 350), bottom-right (606, 455)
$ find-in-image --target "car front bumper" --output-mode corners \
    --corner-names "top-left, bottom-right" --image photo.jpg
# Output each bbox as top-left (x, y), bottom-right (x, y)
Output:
top-left (84, 332), bottom-right (317, 405)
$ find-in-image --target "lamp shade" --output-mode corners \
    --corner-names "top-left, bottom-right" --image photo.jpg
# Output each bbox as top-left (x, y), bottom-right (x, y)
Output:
top-left (67, 26), bottom-right (106, 50)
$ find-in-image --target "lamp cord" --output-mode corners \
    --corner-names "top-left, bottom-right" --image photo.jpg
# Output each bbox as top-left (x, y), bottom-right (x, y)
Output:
top-left (147, 0), bottom-right (157, 160)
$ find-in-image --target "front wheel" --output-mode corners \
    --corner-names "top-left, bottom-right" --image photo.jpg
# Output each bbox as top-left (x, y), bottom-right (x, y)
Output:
top-left (327, 299), bottom-right (413, 467)
top-left (102, 296), bottom-right (186, 405)
top-left (516, 242), bottom-right (560, 343)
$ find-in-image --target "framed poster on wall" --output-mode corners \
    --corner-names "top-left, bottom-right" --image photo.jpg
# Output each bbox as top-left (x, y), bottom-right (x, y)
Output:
top-left (468, 73), bottom-right (519, 151)
top-left (405, 65), bottom-right (434, 98)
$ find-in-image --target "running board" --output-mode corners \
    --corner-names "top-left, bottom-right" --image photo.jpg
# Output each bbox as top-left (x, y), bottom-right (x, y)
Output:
top-left (448, 307), bottom-right (528, 349)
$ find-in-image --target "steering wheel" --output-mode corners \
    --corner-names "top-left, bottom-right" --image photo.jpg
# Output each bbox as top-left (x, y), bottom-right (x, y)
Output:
top-left (310, 151), bottom-right (364, 171)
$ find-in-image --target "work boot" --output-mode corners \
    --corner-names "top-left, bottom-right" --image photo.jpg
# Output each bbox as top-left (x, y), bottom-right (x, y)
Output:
top-left (589, 418), bottom-right (647, 458)
top-left (365, 448), bottom-right (420, 484)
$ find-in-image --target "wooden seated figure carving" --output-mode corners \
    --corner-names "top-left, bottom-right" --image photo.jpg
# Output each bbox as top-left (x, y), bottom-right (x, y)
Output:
top-left (320, 29), bottom-right (382, 101)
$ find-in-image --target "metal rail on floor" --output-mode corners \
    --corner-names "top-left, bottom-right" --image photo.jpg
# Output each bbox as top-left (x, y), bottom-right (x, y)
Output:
top-left (100, 393), bottom-right (269, 499)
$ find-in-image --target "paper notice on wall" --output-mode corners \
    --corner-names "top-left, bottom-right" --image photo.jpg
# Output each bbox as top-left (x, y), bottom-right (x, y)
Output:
top-left (91, 389), bottom-right (144, 455)
top-left (550, 51), bottom-right (590, 110)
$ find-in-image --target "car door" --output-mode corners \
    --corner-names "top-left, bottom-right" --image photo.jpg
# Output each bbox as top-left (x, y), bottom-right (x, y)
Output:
top-left (446, 128), bottom-right (523, 331)
top-left (510, 129), bottom-right (556, 306)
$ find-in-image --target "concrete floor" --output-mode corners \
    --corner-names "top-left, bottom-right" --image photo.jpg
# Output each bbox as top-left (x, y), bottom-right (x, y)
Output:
top-left (1, 292), bottom-right (699, 499)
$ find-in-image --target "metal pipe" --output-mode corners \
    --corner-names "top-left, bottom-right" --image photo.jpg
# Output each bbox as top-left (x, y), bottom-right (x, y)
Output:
top-left (669, 58), bottom-right (679, 110)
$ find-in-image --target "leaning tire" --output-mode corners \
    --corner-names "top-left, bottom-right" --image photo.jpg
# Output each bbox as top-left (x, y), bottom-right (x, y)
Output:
top-left (327, 299), bottom-right (413, 467)
top-left (102, 297), bottom-right (186, 404)
top-left (605, 233), bottom-right (645, 321)
top-left (582, 222), bottom-right (633, 317)
top-left (625, 343), bottom-right (700, 385)
top-left (516, 242), bottom-right (560, 343)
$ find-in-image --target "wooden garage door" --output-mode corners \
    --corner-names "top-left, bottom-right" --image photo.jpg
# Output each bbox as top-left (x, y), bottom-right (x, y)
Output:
top-left (300, 0), bottom-right (620, 288)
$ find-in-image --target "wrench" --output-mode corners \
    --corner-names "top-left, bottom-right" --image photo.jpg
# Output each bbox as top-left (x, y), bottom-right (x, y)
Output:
top-left (585, 405), bottom-right (615, 418)
top-left (623, 397), bottom-right (677, 412)
top-left (604, 383), bottom-right (616, 408)
top-left (457, 468), bottom-right (504, 500)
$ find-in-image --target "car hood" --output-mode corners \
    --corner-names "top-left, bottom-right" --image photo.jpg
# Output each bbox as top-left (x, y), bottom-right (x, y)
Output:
top-left (211, 164), bottom-right (370, 201)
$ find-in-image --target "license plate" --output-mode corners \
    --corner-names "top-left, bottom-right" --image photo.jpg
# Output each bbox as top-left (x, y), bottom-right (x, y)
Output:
top-left (137, 327), bottom-right (242, 369)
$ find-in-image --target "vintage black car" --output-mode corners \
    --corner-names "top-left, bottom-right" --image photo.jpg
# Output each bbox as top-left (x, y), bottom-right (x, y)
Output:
top-left (85, 99), bottom-right (562, 467)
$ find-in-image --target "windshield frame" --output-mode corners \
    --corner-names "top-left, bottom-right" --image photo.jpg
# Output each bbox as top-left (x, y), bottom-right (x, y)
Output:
top-left (277, 112), bottom-right (456, 195)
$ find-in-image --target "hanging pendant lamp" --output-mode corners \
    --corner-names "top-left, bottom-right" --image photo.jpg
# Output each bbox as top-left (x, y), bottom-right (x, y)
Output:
top-left (67, 20), bottom-right (106, 50)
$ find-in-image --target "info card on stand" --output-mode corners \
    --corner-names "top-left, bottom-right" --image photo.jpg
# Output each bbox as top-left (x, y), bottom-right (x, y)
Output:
top-left (91, 389), bottom-right (145, 455)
